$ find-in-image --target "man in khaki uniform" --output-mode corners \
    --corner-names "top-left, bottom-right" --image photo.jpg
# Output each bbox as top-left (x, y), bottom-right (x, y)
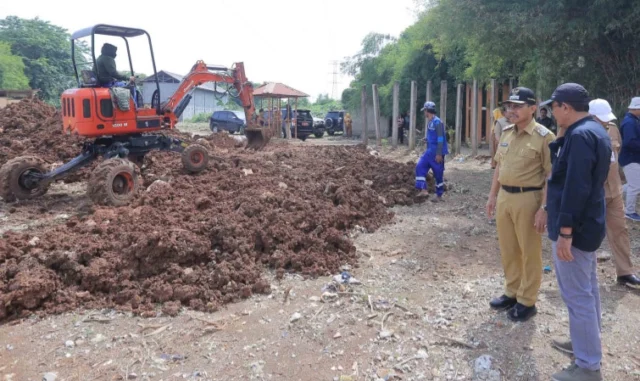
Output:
top-left (588, 99), bottom-right (640, 287)
top-left (486, 87), bottom-right (556, 322)
top-left (344, 113), bottom-right (353, 137)
top-left (491, 106), bottom-right (510, 169)
top-left (274, 108), bottom-right (282, 137)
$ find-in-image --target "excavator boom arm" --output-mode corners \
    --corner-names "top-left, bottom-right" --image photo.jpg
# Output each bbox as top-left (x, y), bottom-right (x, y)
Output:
top-left (163, 61), bottom-right (256, 127)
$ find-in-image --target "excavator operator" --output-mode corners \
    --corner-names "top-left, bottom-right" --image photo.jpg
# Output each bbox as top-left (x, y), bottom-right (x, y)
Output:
top-left (94, 43), bottom-right (135, 86)
top-left (93, 43), bottom-right (137, 108)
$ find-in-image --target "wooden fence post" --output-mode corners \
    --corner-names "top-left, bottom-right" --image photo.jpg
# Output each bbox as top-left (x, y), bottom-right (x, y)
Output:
top-left (361, 85), bottom-right (368, 145)
top-left (372, 84), bottom-right (381, 147)
top-left (455, 83), bottom-right (462, 155)
top-left (471, 79), bottom-right (478, 156)
top-left (440, 80), bottom-right (447, 126)
top-left (489, 79), bottom-right (496, 154)
top-left (392, 81), bottom-right (399, 148)
top-left (425, 81), bottom-right (432, 131)
top-left (409, 80), bottom-right (417, 150)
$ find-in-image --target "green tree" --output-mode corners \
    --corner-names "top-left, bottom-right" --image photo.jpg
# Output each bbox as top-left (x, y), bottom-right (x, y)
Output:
top-left (218, 96), bottom-right (243, 111)
top-left (0, 41), bottom-right (29, 89)
top-left (119, 71), bottom-right (148, 81)
top-left (0, 16), bottom-right (90, 106)
top-left (297, 97), bottom-right (310, 107)
top-left (419, 0), bottom-right (640, 114)
top-left (340, 0), bottom-right (640, 121)
top-left (340, 24), bottom-right (455, 128)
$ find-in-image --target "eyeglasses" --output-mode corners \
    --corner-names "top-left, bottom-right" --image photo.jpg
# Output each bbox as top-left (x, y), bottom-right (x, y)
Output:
top-left (504, 103), bottom-right (527, 111)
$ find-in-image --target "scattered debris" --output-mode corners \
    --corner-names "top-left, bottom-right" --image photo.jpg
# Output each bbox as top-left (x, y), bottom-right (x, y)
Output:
top-left (597, 251), bottom-right (612, 262)
top-left (473, 355), bottom-right (501, 381)
top-left (290, 312), bottom-right (302, 323)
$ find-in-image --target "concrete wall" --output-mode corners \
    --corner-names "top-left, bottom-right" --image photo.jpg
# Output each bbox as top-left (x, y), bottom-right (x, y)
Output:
top-left (349, 103), bottom-right (391, 139)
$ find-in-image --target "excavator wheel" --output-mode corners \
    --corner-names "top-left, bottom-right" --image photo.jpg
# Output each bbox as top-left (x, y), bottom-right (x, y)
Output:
top-left (87, 158), bottom-right (139, 207)
top-left (181, 144), bottom-right (209, 173)
top-left (244, 126), bottom-right (272, 150)
top-left (0, 156), bottom-right (50, 202)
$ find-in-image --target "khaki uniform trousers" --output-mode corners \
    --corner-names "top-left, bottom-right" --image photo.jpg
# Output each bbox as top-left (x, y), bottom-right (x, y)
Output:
top-left (496, 188), bottom-right (543, 307)
top-left (606, 194), bottom-right (634, 276)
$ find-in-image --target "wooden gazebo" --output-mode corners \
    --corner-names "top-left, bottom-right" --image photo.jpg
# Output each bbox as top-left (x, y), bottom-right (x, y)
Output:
top-left (252, 82), bottom-right (309, 139)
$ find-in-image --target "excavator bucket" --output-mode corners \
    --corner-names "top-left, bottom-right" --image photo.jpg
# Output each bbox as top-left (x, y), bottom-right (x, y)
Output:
top-left (244, 126), bottom-right (272, 150)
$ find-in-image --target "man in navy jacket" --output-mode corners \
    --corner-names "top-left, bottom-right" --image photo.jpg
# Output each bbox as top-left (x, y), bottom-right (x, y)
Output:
top-left (618, 97), bottom-right (640, 221)
top-left (541, 83), bottom-right (611, 381)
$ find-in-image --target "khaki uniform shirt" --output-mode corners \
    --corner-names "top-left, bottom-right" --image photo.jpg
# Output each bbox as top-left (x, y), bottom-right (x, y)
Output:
top-left (494, 118), bottom-right (556, 188)
top-left (605, 122), bottom-right (623, 199)
top-left (494, 117), bottom-right (509, 141)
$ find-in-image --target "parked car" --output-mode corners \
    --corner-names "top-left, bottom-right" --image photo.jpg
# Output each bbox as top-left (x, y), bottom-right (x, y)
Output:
top-left (312, 116), bottom-right (325, 138)
top-left (282, 108), bottom-right (316, 141)
top-left (209, 110), bottom-right (246, 134)
top-left (324, 110), bottom-right (344, 135)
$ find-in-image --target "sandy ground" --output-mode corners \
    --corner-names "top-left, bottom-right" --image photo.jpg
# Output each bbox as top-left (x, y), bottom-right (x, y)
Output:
top-left (1, 126), bottom-right (639, 381)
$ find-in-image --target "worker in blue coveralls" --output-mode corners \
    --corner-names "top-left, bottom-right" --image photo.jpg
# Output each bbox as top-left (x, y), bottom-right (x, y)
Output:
top-left (415, 101), bottom-right (448, 202)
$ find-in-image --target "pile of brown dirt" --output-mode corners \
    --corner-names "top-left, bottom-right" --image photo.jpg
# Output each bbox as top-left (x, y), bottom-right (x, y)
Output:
top-left (0, 98), bottom-right (84, 168)
top-left (0, 97), bottom-right (238, 182)
top-left (0, 98), bottom-right (438, 320)
top-left (1, 143), bottom-right (435, 320)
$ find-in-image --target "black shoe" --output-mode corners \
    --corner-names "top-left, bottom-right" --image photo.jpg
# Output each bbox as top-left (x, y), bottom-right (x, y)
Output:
top-left (489, 295), bottom-right (517, 310)
top-left (617, 274), bottom-right (640, 289)
top-left (507, 303), bottom-right (537, 322)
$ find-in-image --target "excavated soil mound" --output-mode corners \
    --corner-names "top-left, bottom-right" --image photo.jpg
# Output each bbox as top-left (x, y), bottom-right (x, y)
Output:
top-left (1, 111), bottom-right (437, 320)
top-left (0, 97), bottom-right (238, 182)
top-left (1, 144), bottom-right (435, 320)
top-left (0, 98), bottom-right (83, 168)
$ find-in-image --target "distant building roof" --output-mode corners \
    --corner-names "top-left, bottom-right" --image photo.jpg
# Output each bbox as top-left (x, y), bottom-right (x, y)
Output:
top-left (253, 82), bottom-right (309, 98)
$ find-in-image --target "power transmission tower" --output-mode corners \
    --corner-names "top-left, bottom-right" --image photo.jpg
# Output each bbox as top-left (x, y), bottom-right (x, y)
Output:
top-left (328, 60), bottom-right (341, 100)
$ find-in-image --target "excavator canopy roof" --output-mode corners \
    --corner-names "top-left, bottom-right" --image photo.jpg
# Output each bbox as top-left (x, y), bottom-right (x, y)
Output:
top-left (71, 24), bottom-right (148, 40)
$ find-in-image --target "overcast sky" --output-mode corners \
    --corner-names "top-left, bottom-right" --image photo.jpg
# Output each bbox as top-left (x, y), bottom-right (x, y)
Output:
top-left (2, 0), bottom-right (419, 102)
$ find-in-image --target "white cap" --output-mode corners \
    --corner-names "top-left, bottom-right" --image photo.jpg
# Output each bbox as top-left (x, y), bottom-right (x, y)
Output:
top-left (589, 99), bottom-right (616, 123)
top-left (629, 97), bottom-right (640, 109)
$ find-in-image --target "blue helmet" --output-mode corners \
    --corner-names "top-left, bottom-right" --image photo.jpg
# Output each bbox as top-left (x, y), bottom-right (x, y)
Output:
top-left (421, 101), bottom-right (436, 112)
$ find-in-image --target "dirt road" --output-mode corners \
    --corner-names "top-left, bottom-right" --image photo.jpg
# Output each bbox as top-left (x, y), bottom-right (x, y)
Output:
top-left (0, 117), bottom-right (639, 380)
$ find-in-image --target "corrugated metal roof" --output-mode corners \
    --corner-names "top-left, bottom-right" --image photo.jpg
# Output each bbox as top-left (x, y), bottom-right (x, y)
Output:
top-left (161, 71), bottom-right (184, 81)
top-left (253, 82), bottom-right (309, 98)
top-left (142, 70), bottom-right (181, 83)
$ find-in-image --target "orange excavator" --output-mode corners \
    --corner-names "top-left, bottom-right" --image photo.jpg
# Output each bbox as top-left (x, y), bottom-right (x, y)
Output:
top-left (0, 24), bottom-right (271, 206)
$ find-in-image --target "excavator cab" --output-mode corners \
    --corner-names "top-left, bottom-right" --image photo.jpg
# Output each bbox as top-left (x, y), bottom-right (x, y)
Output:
top-left (65, 24), bottom-right (165, 137)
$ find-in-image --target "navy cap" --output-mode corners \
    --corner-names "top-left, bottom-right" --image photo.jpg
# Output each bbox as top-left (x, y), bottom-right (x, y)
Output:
top-left (540, 83), bottom-right (590, 107)
top-left (421, 101), bottom-right (436, 112)
top-left (503, 87), bottom-right (537, 105)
